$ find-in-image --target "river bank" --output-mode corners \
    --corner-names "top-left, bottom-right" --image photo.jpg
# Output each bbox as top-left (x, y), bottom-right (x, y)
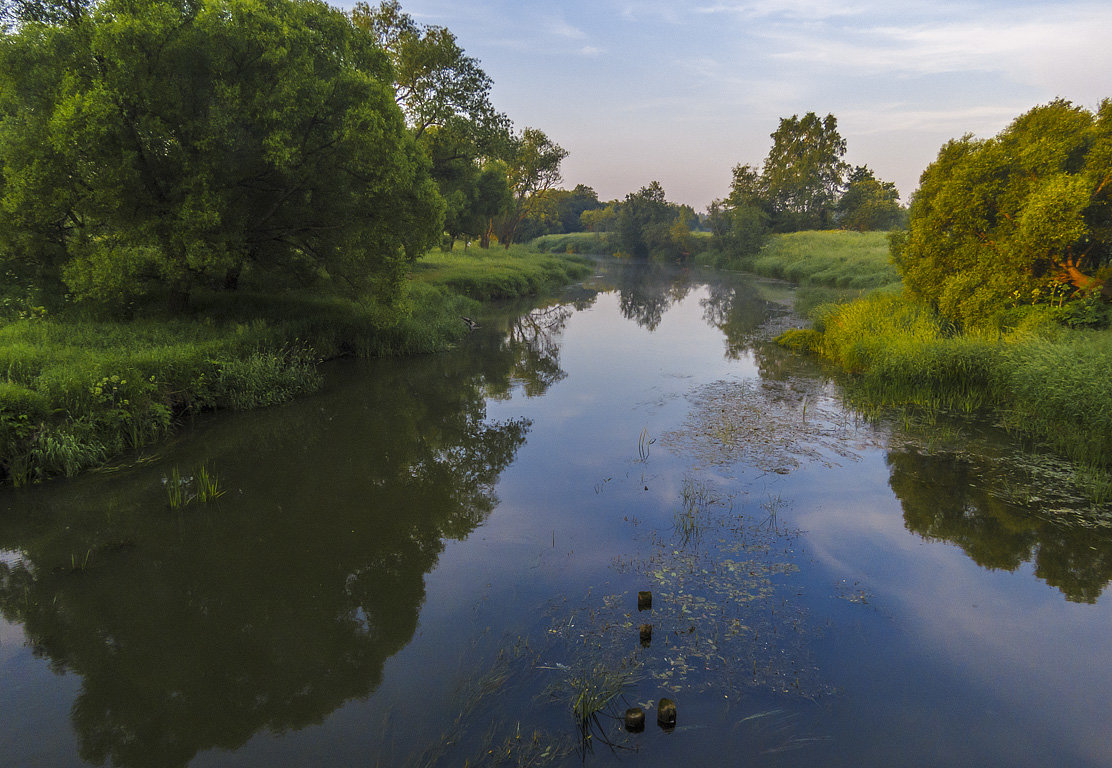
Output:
top-left (725, 231), bottom-right (1112, 501)
top-left (0, 246), bottom-right (591, 486)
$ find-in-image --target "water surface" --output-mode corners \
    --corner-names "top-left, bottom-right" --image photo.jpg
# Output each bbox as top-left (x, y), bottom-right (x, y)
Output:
top-left (2, 261), bottom-right (1111, 767)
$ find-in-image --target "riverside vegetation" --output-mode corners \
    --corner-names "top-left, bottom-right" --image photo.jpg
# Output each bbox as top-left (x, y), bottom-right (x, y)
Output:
top-left (0, 247), bottom-right (589, 486)
top-left (721, 102), bottom-right (1112, 496)
top-left (0, 0), bottom-right (589, 485)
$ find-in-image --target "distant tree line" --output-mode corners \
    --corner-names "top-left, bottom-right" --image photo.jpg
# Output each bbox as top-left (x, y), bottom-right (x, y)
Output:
top-left (0, 0), bottom-right (568, 312)
top-left (708, 112), bottom-right (904, 262)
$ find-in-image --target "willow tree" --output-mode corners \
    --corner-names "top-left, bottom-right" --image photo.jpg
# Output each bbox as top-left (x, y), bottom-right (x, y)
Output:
top-left (494, 127), bottom-right (567, 248)
top-left (893, 99), bottom-right (1112, 326)
top-left (0, 0), bottom-right (443, 310)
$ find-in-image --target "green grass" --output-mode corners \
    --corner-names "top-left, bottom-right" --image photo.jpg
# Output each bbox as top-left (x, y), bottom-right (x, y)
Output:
top-left (800, 291), bottom-right (1112, 469)
top-left (531, 232), bottom-right (617, 255)
top-left (411, 244), bottom-right (592, 300)
top-left (0, 245), bottom-right (589, 485)
top-left (700, 230), bottom-right (900, 292)
top-left (744, 229), bottom-right (1112, 478)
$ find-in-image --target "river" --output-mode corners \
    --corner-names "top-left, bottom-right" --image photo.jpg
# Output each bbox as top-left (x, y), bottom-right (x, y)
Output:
top-left (2, 260), bottom-right (1111, 767)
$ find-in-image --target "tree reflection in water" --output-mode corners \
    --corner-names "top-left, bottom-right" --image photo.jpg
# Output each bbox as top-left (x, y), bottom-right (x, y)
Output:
top-left (0, 306), bottom-right (571, 768)
top-left (888, 446), bottom-right (1112, 603)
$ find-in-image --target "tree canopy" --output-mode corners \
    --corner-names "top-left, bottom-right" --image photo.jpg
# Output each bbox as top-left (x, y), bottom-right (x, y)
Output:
top-left (837, 166), bottom-right (904, 232)
top-left (763, 112), bottom-right (848, 231)
top-left (493, 127), bottom-right (567, 247)
top-left (893, 99), bottom-right (1112, 326)
top-left (0, 0), bottom-right (444, 310)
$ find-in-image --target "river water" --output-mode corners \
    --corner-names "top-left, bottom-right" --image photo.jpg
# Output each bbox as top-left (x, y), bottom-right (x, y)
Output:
top-left (2, 261), bottom-right (1111, 767)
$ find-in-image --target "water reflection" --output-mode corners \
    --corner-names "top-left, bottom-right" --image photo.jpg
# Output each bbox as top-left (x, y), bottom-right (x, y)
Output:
top-left (609, 261), bottom-right (693, 331)
top-left (699, 281), bottom-right (778, 359)
top-left (0, 313), bottom-right (569, 767)
top-left (888, 446), bottom-right (1112, 603)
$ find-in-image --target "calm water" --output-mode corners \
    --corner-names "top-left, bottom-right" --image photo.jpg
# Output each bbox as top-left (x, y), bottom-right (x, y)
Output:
top-left (2, 261), bottom-right (1111, 767)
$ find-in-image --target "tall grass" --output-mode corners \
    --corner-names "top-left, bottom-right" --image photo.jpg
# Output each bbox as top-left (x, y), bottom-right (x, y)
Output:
top-left (0, 246), bottom-right (590, 485)
top-left (410, 244), bottom-right (591, 301)
top-left (808, 291), bottom-right (1112, 468)
top-left (532, 232), bottom-right (617, 255)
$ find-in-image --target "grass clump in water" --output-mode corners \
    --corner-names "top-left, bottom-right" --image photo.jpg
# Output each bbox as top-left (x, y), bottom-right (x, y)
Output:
top-left (165, 463), bottom-right (226, 508)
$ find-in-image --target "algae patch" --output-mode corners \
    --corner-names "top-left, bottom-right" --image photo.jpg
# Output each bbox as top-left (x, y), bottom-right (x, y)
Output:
top-left (662, 378), bottom-right (881, 474)
top-left (547, 476), bottom-right (830, 703)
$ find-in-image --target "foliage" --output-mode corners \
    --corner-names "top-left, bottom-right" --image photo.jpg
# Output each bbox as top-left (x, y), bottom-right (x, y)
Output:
top-left (762, 112), bottom-right (848, 231)
top-left (0, 244), bottom-right (588, 484)
top-left (0, 0), bottom-right (444, 310)
top-left (410, 244), bottom-right (591, 300)
top-left (699, 230), bottom-right (898, 293)
top-left (514, 184), bottom-right (604, 242)
top-left (815, 291), bottom-right (1112, 468)
top-left (895, 99), bottom-right (1112, 328)
top-left (351, 0), bottom-right (508, 144)
top-left (774, 328), bottom-right (823, 354)
top-left (706, 198), bottom-right (769, 265)
top-left (837, 166), bottom-right (905, 231)
top-left (611, 181), bottom-right (701, 260)
top-left (531, 232), bottom-right (616, 255)
top-left (707, 114), bottom-right (900, 259)
top-left (494, 128), bottom-right (568, 247)
top-left (352, 1), bottom-right (516, 253)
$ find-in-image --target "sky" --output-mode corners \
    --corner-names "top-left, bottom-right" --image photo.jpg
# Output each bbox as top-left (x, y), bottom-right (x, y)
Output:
top-left (338, 0), bottom-right (1112, 211)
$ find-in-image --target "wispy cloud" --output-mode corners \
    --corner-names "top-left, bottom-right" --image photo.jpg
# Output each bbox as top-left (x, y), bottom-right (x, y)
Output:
top-left (547, 17), bottom-right (588, 40)
top-left (694, 0), bottom-right (869, 20)
top-left (838, 103), bottom-right (1032, 136)
top-left (746, 4), bottom-right (1112, 94)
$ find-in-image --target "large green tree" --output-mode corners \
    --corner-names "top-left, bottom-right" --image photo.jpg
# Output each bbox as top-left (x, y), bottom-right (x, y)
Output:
top-left (351, 0), bottom-right (508, 145)
top-left (493, 127), bottom-right (567, 247)
top-left (708, 162), bottom-right (771, 259)
top-left (0, 0), bottom-right (443, 310)
top-left (893, 99), bottom-right (1112, 326)
top-left (762, 112), bottom-right (848, 231)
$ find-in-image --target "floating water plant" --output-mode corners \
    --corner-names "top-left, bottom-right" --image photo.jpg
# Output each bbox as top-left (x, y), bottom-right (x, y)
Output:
top-left (563, 663), bottom-right (640, 748)
top-left (164, 463), bottom-right (225, 508)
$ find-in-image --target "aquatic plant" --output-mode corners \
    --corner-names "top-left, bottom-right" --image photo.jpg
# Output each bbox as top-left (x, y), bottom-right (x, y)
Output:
top-left (165, 466), bottom-right (190, 509)
top-left (637, 427), bottom-right (653, 462)
top-left (194, 464), bottom-right (225, 503)
top-left (566, 665), bottom-right (635, 728)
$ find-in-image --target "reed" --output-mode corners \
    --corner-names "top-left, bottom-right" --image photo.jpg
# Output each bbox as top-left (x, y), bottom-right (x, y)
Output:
top-left (194, 464), bottom-right (225, 503)
top-left (165, 466), bottom-right (190, 510)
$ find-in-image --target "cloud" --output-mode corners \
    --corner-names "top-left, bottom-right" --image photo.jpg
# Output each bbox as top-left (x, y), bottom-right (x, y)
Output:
top-left (759, 5), bottom-right (1112, 94)
top-left (694, 0), bottom-right (869, 20)
top-left (546, 17), bottom-right (588, 40)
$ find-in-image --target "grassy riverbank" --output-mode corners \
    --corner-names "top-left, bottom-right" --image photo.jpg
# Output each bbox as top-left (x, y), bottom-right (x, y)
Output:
top-left (762, 233), bottom-right (1112, 487)
top-left (0, 247), bottom-right (591, 486)
top-left (698, 230), bottom-right (900, 316)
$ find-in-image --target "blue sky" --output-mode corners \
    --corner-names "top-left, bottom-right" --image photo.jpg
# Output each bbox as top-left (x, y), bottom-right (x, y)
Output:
top-left (339, 0), bottom-right (1112, 210)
